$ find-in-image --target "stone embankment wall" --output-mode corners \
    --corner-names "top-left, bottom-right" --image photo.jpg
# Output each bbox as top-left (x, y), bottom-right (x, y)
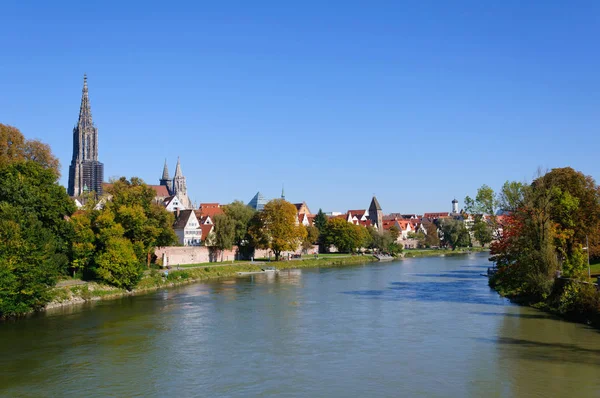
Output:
top-left (155, 245), bottom-right (319, 266)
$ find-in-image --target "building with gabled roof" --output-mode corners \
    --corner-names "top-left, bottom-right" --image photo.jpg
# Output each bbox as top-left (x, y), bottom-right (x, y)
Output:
top-left (173, 209), bottom-right (201, 246)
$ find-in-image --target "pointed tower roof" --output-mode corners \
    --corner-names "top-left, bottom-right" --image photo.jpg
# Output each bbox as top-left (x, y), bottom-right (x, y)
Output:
top-left (248, 191), bottom-right (267, 211)
top-left (161, 159), bottom-right (170, 180)
top-left (174, 156), bottom-right (183, 178)
top-left (78, 74), bottom-right (93, 129)
top-left (281, 184), bottom-right (285, 200)
top-left (369, 196), bottom-right (382, 211)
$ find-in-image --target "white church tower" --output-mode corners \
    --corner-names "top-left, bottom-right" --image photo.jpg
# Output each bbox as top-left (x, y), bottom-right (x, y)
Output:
top-left (452, 198), bottom-right (459, 214)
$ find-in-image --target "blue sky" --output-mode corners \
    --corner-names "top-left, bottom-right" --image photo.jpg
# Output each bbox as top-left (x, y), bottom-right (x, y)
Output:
top-left (1, 1), bottom-right (599, 214)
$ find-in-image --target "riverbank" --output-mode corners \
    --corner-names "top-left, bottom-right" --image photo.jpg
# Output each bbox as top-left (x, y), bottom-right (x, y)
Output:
top-left (46, 255), bottom-right (379, 310)
top-left (403, 247), bottom-right (488, 258)
top-left (490, 275), bottom-right (600, 329)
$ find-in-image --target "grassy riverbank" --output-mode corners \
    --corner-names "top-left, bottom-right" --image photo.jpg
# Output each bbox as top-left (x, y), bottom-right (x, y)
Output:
top-left (47, 255), bottom-right (378, 309)
top-left (403, 247), bottom-right (489, 258)
top-left (47, 249), bottom-right (488, 311)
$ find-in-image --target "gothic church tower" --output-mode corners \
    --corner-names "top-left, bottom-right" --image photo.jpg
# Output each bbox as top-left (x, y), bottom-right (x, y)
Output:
top-left (68, 75), bottom-right (104, 196)
top-left (368, 196), bottom-right (384, 234)
top-left (172, 157), bottom-right (192, 208)
top-left (159, 159), bottom-right (173, 194)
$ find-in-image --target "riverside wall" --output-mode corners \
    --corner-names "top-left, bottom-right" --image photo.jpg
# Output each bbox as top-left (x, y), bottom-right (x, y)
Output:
top-left (155, 245), bottom-right (320, 266)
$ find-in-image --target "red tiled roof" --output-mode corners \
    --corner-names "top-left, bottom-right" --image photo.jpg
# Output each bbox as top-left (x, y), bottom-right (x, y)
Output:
top-left (200, 207), bottom-right (224, 218)
top-left (148, 185), bottom-right (170, 198)
top-left (200, 224), bottom-right (214, 242)
top-left (423, 212), bottom-right (450, 219)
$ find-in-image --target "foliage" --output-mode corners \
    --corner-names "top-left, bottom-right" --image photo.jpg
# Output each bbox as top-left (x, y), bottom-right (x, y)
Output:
top-left (0, 124), bottom-right (60, 177)
top-left (248, 199), bottom-right (307, 260)
top-left (70, 177), bottom-right (177, 288)
top-left (321, 218), bottom-right (367, 253)
top-left (422, 220), bottom-right (440, 247)
top-left (439, 218), bottom-right (470, 250)
top-left (223, 200), bottom-right (256, 248)
top-left (104, 177), bottom-right (178, 265)
top-left (389, 225), bottom-right (400, 241)
top-left (0, 140), bottom-right (73, 317)
top-left (212, 214), bottom-right (236, 259)
top-left (313, 209), bottom-right (328, 252)
top-left (302, 225), bottom-right (320, 252)
top-left (0, 204), bottom-right (62, 317)
top-left (95, 236), bottom-right (143, 290)
top-left (472, 216), bottom-right (493, 247)
top-left (464, 184), bottom-right (498, 216)
top-left (498, 180), bottom-right (527, 213)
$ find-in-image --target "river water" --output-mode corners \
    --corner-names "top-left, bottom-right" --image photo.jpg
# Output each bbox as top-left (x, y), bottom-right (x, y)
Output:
top-left (1, 253), bottom-right (599, 397)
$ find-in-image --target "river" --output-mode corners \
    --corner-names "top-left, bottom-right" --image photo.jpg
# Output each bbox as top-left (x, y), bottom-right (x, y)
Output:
top-left (1, 253), bottom-right (599, 397)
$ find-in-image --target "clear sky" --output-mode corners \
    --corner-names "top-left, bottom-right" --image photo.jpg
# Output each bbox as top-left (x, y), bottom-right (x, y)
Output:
top-left (1, 1), bottom-right (599, 214)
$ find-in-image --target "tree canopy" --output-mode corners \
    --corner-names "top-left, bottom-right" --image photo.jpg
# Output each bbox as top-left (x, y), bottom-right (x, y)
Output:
top-left (248, 199), bottom-right (307, 261)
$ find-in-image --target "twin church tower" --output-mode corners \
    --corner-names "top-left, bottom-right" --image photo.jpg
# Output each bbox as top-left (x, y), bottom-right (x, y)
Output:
top-left (68, 75), bottom-right (191, 208)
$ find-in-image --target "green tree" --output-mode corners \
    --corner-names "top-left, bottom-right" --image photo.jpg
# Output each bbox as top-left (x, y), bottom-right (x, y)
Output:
top-left (464, 184), bottom-right (498, 216)
top-left (323, 218), bottom-right (366, 253)
top-left (440, 218), bottom-right (471, 250)
top-left (389, 225), bottom-right (400, 241)
top-left (95, 236), bottom-right (143, 290)
top-left (0, 204), bottom-right (63, 317)
top-left (302, 225), bottom-right (320, 252)
top-left (213, 214), bottom-right (236, 261)
top-left (422, 220), bottom-right (440, 247)
top-left (223, 200), bottom-right (256, 258)
top-left (248, 199), bottom-right (307, 260)
top-left (472, 216), bottom-right (493, 247)
top-left (313, 209), bottom-right (328, 253)
top-left (498, 181), bottom-right (527, 213)
top-left (104, 177), bottom-right (177, 266)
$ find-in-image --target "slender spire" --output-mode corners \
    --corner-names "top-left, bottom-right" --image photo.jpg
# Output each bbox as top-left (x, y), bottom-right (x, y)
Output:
top-left (174, 156), bottom-right (183, 177)
top-left (78, 74), bottom-right (93, 129)
top-left (281, 183), bottom-right (285, 200)
top-left (161, 158), bottom-right (170, 180)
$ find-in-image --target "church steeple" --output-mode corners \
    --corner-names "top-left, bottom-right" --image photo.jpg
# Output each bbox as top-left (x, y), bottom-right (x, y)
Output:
top-left (174, 156), bottom-right (183, 178)
top-left (161, 159), bottom-right (170, 181)
top-left (172, 156), bottom-right (191, 208)
top-left (68, 74), bottom-right (104, 197)
top-left (281, 184), bottom-right (285, 200)
top-left (78, 74), bottom-right (93, 130)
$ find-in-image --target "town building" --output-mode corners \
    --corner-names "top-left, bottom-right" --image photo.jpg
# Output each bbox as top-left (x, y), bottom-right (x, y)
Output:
top-left (158, 157), bottom-right (192, 209)
top-left (68, 75), bottom-right (104, 197)
top-left (248, 191), bottom-right (268, 211)
top-left (173, 209), bottom-right (201, 246)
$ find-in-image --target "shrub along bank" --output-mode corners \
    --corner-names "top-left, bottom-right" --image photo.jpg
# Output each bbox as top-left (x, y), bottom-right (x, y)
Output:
top-left (48, 255), bottom-right (379, 308)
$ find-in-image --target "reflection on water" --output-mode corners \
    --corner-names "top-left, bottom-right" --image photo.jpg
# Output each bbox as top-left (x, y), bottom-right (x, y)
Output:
top-left (1, 253), bottom-right (599, 397)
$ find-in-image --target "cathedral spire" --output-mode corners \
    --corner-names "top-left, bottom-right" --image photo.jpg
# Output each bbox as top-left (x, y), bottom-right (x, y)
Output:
top-left (281, 184), bottom-right (285, 200)
top-left (174, 156), bottom-right (183, 177)
top-left (162, 158), bottom-right (170, 180)
top-left (78, 74), bottom-right (93, 129)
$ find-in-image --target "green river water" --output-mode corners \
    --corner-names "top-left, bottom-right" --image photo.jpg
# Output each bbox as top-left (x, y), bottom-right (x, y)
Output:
top-left (1, 253), bottom-right (599, 397)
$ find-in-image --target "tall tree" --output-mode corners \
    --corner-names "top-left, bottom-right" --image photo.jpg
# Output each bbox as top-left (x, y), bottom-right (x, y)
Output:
top-left (0, 124), bottom-right (60, 176)
top-left (439, 218), bottom-right (471, 250)
top-left (322, 218), bottom-right (365, 253)
top-left (248, 199), bottom-right (307, 261)
top-left (223, 200), bottom-right (256, 257)
top-left (422, 220), bottom-right (440, 247)
top-left (464, 184), bottom-right (498, 216)
top-left (472, 216), bottom-right (493, 247)
top-left (498, 180), bottom-right (527, 213)
top-left (302, 225), bottom-right (320, 252)
top-left (212, 214), bottom-right (236, 261)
